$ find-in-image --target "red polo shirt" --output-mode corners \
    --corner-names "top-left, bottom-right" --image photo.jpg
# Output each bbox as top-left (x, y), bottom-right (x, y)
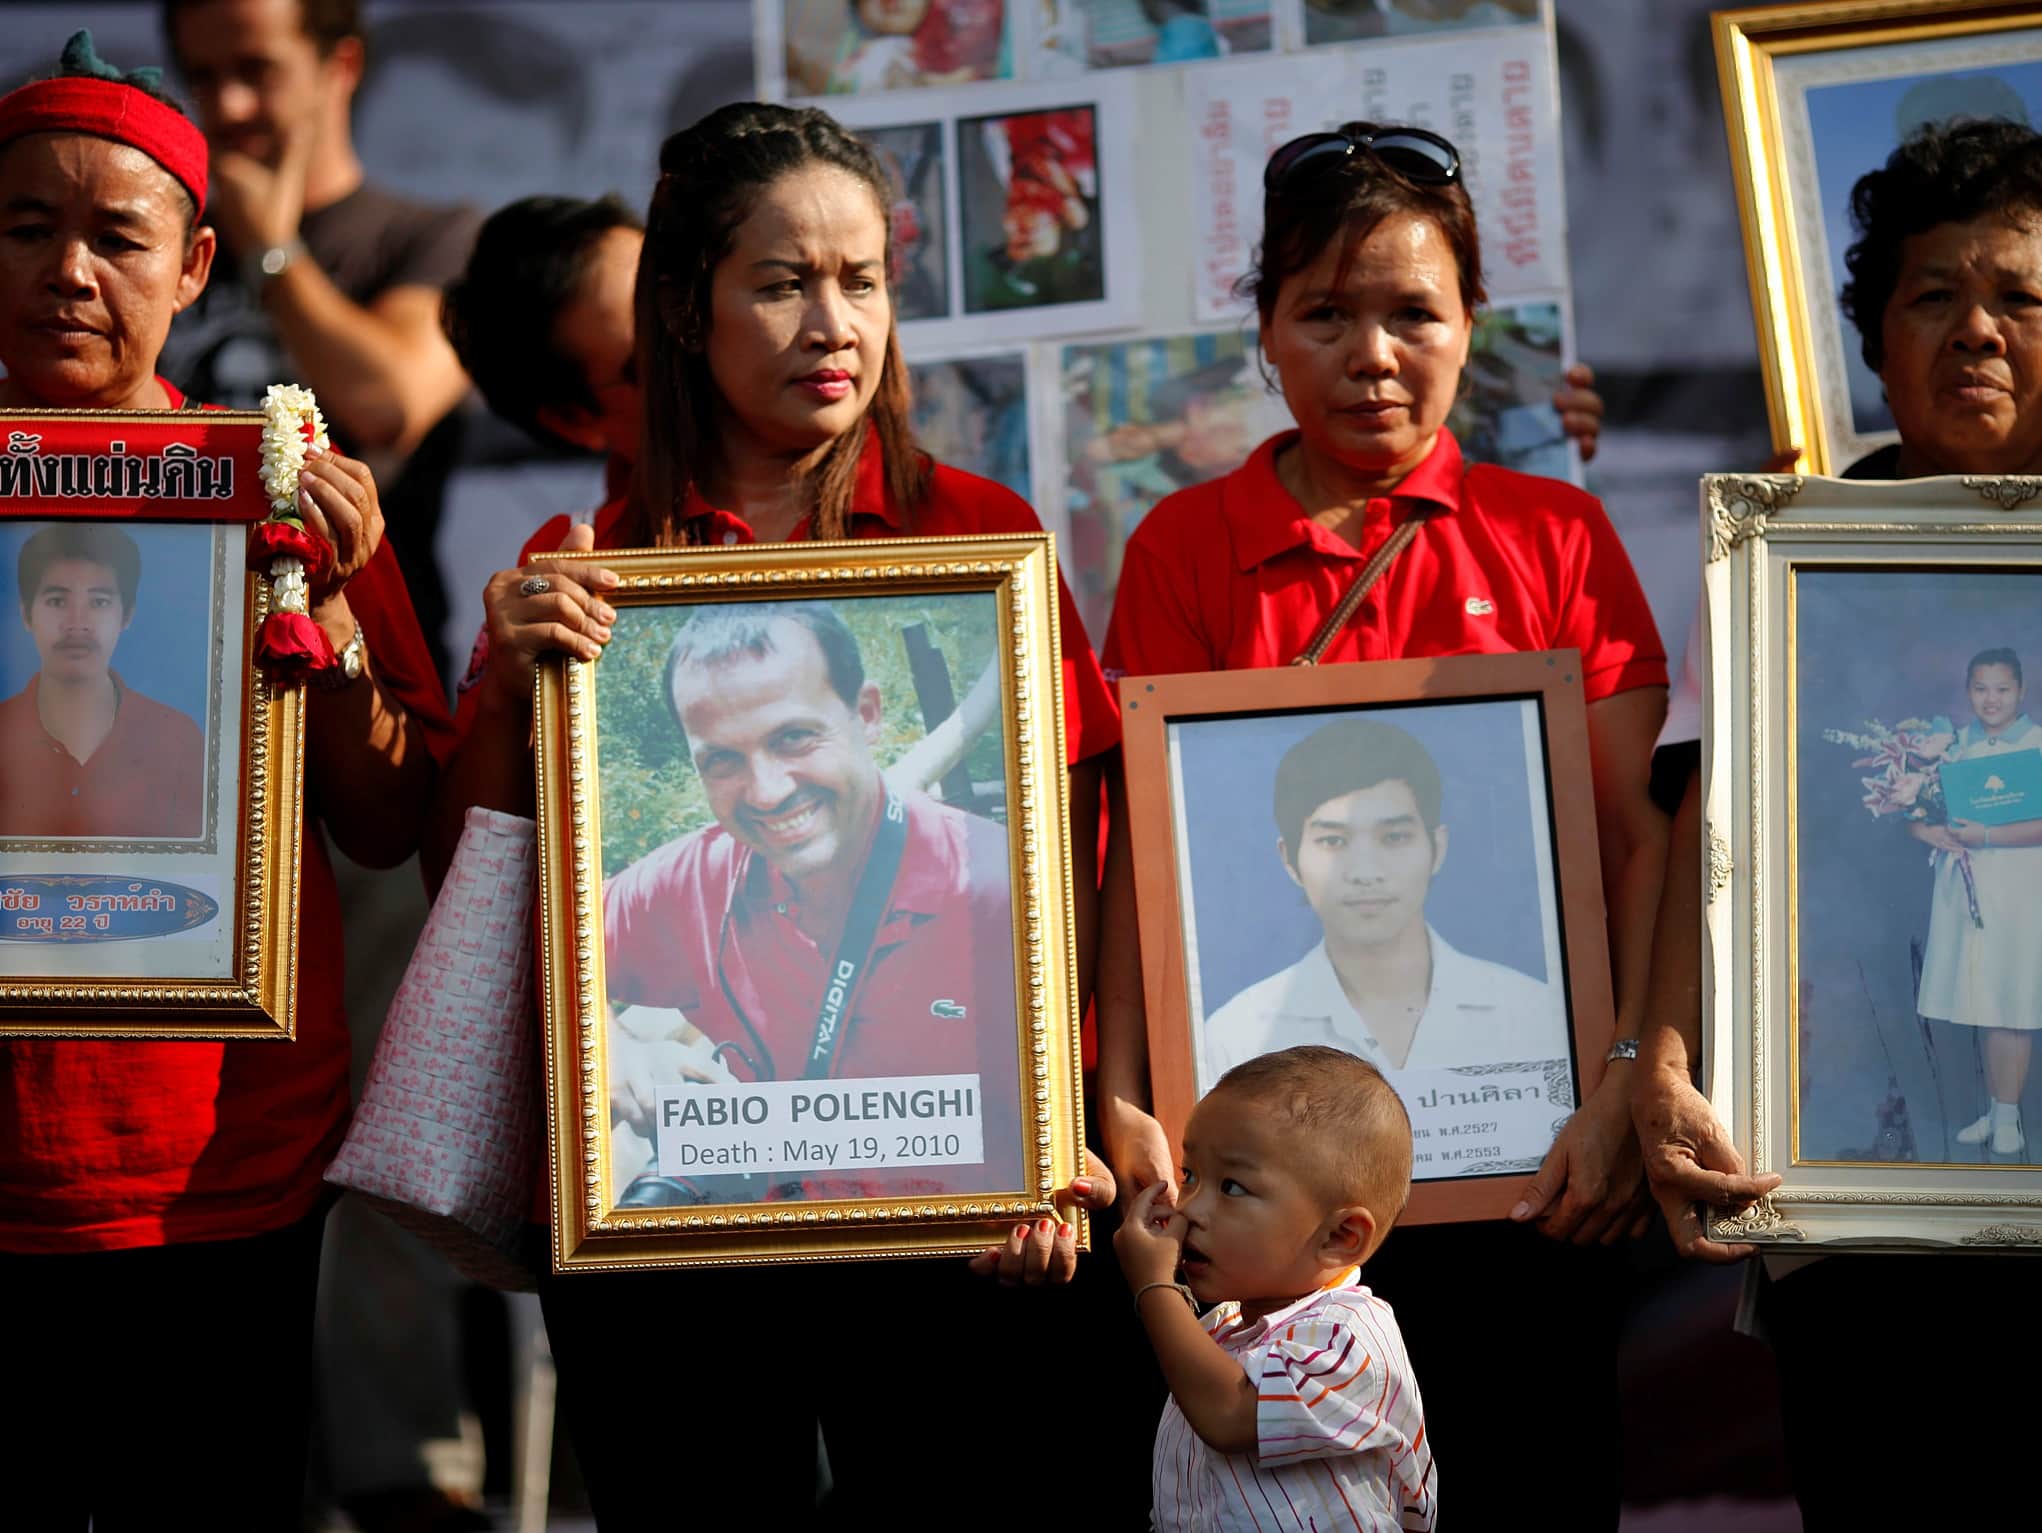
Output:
top-left (458, 444), bottom-right (1120, 766)
top-left (1102, 429), bottom-right (1666, 699)
top-left (0, 673), bottom-right (204, 838)
top-left (604, 790), bottom-right (1020, 1198)
top-left (0, 379), bottom-right (457, 1254)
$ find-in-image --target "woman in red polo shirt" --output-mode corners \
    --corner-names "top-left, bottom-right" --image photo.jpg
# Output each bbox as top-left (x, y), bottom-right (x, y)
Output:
top-left (0, 34), bottom-right (452, 1528)
top-left (1097, 123), bottom-right (1668, 1529)
top-left (432, 102), bottom-right (1124, 1524)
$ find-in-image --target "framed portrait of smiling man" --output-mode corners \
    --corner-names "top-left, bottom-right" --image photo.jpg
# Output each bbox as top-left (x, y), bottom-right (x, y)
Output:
top-left (1119, 651), bottom-right (1617, 1226)
top-left (0, 409), bottom-right (302, 1039)
top-left (1715, 2), bottom-right (2042, 474)
top-left (533, 533), bottom-right (1085, 1269)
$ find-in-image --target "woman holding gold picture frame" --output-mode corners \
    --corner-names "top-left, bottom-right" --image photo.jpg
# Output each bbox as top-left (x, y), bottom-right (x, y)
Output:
top-left (1635, 116), bottom-right (2042, 1528)
top-left (1096, 122), bottom-right (1668, 1529)
top-left (429, 101), bottom-right (1128, 1523)
top-left (0, 31), bottom-right (452, 1531)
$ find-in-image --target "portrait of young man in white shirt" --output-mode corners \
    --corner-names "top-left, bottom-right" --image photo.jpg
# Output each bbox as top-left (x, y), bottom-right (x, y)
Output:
top-left (1200, 715), bottom-right (1568, 1090)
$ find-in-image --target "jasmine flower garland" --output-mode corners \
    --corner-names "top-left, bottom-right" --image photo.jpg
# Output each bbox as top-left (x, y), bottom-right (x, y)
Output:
top-left (248, 384), bottom-right (340, 676)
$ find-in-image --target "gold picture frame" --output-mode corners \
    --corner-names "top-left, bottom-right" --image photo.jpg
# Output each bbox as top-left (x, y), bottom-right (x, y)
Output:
top-left (1714, 2), bottom-right (2042, 474)
top-left (1118, 652), bottom-right (1617, 1228)
top-left (533, 534), bottom-right (1085, 1269)
top-left (0, 410), bottom-right (301, 1039)
top-left (1701, 472), bottom-right (2042, 1249)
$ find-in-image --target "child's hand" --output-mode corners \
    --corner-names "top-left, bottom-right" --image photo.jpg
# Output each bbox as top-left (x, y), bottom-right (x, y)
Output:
top-left (966, 1150), bottom-right (1116, 1287)
top-left (1113, 1179), bottom-right (1186, 1290)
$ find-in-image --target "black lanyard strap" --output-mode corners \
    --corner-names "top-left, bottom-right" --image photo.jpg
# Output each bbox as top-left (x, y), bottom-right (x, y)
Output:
top-left (801, 790), bottom-right (910, 1081)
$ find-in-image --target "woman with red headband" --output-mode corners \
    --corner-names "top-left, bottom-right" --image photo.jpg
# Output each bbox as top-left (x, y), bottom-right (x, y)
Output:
top-left (0, 33), bottom-right (451, 1527)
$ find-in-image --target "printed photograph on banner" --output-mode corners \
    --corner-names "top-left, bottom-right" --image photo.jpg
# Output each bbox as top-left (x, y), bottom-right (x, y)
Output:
top-left (782, 0), bottom-right (1012, 98)
top-left (863, 120), bottom-right (951, 322)
top-left (1793, 569), bottom-right (2042, 1169)
top-left (1170, 698), bottom-right (1574, 1180)
top-left (1062, 0), bottom-right (1273, 69)
top-left (1798, 57), bottom-right (2042, 440)
top-left (1301, 0), bottom-right (1540, 46)
top-left (1183, 34), bottom-right (1566, 322)
top-left (1451, 299), bottom-right (1571, 483)
top-left (593, 590), bottom-right (1023, 1206)
top-left (1061, 330), bottom-right (1293, 641)
top-left (909, 351), bottom-right (1033, 503)
top-left (958, 103), bottom-right (1104, 313)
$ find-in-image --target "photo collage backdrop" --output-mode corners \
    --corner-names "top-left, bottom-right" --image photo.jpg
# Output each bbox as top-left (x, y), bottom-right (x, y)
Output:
top-left (759, 0), bottom-right (1577, 648)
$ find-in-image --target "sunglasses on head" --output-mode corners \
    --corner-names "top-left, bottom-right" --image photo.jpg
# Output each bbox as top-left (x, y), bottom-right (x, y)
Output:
top-left (1262, 126), bottom-right (1462, 193)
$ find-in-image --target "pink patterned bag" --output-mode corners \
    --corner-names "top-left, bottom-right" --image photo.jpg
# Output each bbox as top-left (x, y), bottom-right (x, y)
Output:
top-left (325, 807), bottom-right (541, 1291)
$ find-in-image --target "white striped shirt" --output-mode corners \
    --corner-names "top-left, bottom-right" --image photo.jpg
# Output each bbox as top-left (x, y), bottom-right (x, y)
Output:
top-left (1151, 1274), bottom-right (1436, 1532)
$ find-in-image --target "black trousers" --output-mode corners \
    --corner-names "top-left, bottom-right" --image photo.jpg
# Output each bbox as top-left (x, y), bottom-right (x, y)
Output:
top-left (1362, 1219), bottom-right (1630, 1530)
top-left (540, 1215), bottom-right (1165, 1531)
top-left (1759, 1253), bottom-right (2040, 1532)
top-left (0, 1206), bottom-right (329, 1532)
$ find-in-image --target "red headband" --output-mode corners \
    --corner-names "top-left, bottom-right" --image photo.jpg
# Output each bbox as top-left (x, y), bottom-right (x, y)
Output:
top-left (0, 77), bottom-right (208, 211)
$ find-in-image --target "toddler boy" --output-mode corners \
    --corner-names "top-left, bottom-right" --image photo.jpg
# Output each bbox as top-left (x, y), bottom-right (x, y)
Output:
top-left (1116, 1045), bottom-right (1435, 1530)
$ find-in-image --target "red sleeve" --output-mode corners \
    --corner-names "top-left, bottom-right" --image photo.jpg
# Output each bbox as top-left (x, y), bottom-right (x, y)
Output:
top-left (1552, 493), bottom-right (1668, 704)
top-left (600, 837), bottom-right (707, 1011)
top-left (347, 538), bottom-right (456, 765)
top-left (1052, 566), bottom-right (1122, 765)
top-left (168, 706), bottom-right (205, 839)
top-left (449, 513), bottom-right (579, 744)
top-left (926, 468), bottom-right (1120, 764)
top-left (1101, 498), bottom-right (1222, 681)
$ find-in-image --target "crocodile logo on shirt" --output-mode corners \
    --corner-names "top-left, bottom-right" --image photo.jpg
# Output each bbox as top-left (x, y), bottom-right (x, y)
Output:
top-left (1464, 596), bottom-right (1495, 616)
top-left (930, 999), bottom-right (967, 1019)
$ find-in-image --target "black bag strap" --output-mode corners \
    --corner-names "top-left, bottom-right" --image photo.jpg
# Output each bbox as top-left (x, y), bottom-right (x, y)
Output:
top-left (801, 790), bottom-right (910, 1080)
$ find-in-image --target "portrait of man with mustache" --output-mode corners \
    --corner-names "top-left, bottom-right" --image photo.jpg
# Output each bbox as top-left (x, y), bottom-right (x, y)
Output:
top-left (0, 522), bottom-right (204, 839)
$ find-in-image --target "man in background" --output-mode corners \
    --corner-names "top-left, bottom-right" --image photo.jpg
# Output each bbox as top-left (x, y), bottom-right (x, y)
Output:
top-left (161, 0), bottom-right (477, 676)
top-left (158, 5), bottom-right (483, 1529)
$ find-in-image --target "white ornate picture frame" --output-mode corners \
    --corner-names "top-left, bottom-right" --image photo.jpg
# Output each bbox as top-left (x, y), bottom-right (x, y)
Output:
top-left (1703, 472), bottom-right (2042, 1248)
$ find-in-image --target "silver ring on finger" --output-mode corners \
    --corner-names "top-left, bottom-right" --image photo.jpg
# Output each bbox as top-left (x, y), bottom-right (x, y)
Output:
top-left (519, 575), bottom-right (552, 597)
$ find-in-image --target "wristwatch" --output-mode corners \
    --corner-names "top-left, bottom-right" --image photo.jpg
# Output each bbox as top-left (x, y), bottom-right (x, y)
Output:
top-left (1605, 1037), bottom-right (1641, 1063)
top-left (246, 237), bottom-right (306, 288)
top-left (313, 622), bottom-right (368, 690)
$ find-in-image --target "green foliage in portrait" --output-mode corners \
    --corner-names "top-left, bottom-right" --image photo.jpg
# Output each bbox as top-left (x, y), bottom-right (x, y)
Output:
top-left (593, 592), bottom-right (1004, 877)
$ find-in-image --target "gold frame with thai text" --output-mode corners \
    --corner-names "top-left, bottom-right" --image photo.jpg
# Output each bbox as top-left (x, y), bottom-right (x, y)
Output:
top-left (1701, 472), bottom-right (2042, 1249)
top-left (533, 534), bottom-right (1085, 1270)
top-left (1713, 2), bottom-right (2042, 475)
top-left (0, 409), bottom-right (301, 1040)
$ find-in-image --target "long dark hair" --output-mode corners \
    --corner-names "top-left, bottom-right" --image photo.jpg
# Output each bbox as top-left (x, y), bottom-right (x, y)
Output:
top-left (630, 101), bottom-right (927, 546)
